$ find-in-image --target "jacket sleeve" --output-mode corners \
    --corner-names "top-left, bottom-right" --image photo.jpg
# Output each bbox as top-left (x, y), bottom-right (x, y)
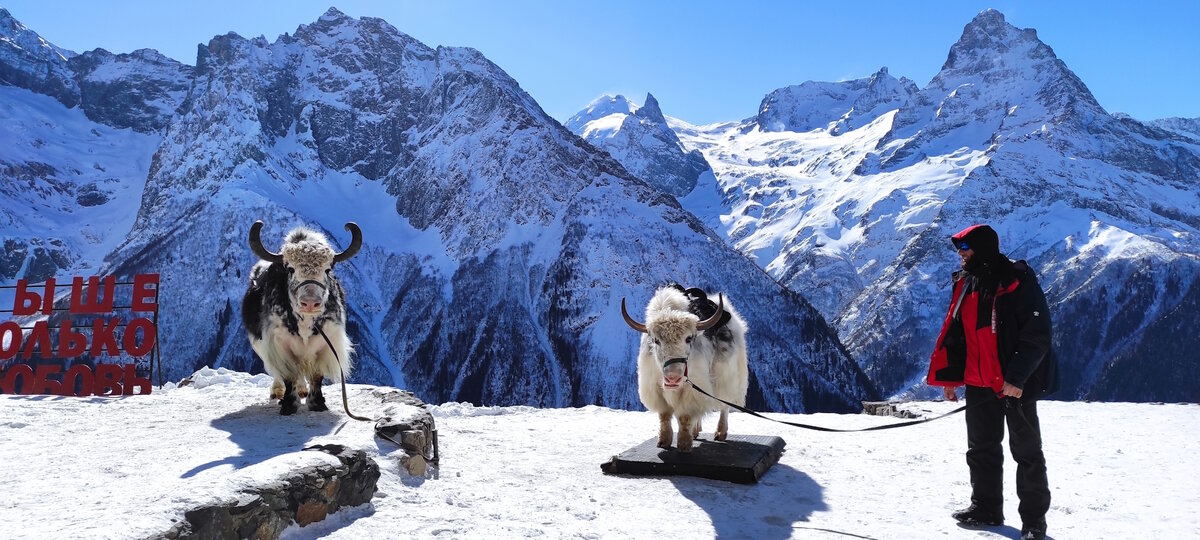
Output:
top-left (928, 275), bottom-right (967, 385)
top-left (1004, 268), bottom-right (1053, 388)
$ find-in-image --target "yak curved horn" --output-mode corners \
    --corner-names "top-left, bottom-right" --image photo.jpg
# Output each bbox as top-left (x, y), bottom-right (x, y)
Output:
top-left (248, 221), bottom-right (284, 263)
top-left (621, 298), bottom-right (647, 333)
top-left (332, 222), bottom-right (363, 263)
top-left (696, 294), bottom-right (724, 331)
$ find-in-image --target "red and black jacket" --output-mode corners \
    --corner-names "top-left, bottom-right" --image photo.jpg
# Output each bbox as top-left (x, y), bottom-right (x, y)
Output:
top-left (928, 260), bottom-right (1058, 399)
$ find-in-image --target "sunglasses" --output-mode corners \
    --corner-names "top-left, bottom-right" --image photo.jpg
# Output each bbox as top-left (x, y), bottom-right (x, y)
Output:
top-left (953, 241), bottom-right (970, 251)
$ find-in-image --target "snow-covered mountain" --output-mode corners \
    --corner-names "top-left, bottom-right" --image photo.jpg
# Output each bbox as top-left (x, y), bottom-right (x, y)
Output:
top-left (1151, 116), bottom-right (1200, 142)
top-left (565, 93), bottom-right (710, 198)
top-left (572, 9), bottom-right (1200, 403)
top-left (0, 8), bottom-right (874, 412)
top-left (756, 67), bottom-right (919, 135)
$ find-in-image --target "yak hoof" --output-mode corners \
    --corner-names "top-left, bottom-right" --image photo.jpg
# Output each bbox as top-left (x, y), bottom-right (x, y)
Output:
top-left (307, 397), bottom-right (328, 412)
top-left (280, 400), bottom-right (299, 415)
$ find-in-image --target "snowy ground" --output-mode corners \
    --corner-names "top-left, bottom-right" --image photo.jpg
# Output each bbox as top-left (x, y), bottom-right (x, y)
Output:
top-left (0, 368), bottom-right (1196, 540)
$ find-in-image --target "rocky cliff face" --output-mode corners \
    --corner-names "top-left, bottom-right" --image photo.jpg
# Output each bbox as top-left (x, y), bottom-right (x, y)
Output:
top-left (1, 8), bottom-right (873, 412)
top-left (70, 48), bottom-right (193, 133)
top-left (0, 8), bottom-right (78, 108)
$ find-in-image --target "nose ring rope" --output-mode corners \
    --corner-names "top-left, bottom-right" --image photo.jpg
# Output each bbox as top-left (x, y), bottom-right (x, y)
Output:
top-left (291, 279), bottom-right (328, 294)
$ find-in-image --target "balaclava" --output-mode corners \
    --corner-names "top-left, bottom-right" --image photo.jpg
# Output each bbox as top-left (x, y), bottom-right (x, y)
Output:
top-left (951, 224), bottom-right (1001, 278)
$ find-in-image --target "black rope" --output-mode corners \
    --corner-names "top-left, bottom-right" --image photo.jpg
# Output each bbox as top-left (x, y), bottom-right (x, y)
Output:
top-left (688, 382), bottom-right (973, 433)
top-left (314, 325), bottom-right (371, 421)
top-left (315, 325), bottom-right (439, 463)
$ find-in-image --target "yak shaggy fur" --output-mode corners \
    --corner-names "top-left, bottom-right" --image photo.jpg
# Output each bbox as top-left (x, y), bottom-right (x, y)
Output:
top-left (634, 285), bottom-right (749, 453)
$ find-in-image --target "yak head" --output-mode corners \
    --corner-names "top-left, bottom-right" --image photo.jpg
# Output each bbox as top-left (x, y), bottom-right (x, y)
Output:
top-left (622, 293), bottom-right (723, 389)
top-left (248, 221), bottom-right (361, 316)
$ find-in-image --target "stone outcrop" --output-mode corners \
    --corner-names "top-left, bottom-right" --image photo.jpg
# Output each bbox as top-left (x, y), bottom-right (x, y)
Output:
top-left (152, 444), bottom-right (379, 540)
top-left (372, 388), bottom-right (438, 477)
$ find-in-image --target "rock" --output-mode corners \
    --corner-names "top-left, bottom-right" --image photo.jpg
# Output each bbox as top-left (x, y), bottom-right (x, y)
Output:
top-left (150, 444), bottom-right (379, 539)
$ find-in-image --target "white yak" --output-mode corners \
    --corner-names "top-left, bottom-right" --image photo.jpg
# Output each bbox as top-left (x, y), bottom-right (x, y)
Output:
top-left (622, 285), bottom-right (749, 452)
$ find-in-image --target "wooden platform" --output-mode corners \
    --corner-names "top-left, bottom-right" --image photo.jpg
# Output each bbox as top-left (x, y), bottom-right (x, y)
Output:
top-left (601, 434), bottom-right (785, 484)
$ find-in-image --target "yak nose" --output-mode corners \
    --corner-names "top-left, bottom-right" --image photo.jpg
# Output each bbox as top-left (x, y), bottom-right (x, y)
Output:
top-left (662, 358), bottom-right (686, 387)
top-left (297, 284), bottom-right (326, 312)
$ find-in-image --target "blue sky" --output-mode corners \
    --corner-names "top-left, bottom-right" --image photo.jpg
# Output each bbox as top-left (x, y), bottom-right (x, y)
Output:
top-left (5, 1), bottom-right (1198, 124)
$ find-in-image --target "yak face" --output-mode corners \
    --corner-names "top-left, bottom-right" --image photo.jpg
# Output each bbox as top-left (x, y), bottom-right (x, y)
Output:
top-left (622, 292), bottom-right (724, 390)
top-left (646, 313), bottom-right (700, 390)
top-left (247, 220), bottom-right (362, 319)
top-left (279, 229), bottom-right (336, 316)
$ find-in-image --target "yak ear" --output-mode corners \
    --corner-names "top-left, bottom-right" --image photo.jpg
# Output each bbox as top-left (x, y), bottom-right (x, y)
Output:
top-left (684, 287), bottom-right (707, 301)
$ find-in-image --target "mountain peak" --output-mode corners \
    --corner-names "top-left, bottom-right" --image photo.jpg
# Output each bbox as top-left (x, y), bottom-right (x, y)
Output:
top-left (942, 9), bottom-right (1047, 74)
top-left (564, 94), bottom-right (638, 132)
top-left (966, 8), bottom-right (1008, 32)
top-left (637, 93), bottom-right (665, 123)
top-left (320, 7), bottom-right (349, 22)
top-left (924, 8), bottom-right (1104, 120)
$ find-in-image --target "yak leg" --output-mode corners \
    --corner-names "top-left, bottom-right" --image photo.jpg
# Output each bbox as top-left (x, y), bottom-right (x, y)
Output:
top-left (657, 411), bottom-right (673, 449)
top-left (692, 418), bottom-right (703, 440)
top-left (715, 407), bottom-right (729, 441)
top-left (307, 372), bottom-right (328, 412)
top-left (271, 378), bottom-right (307, 400)
top-left (676, 414), bottom-right (694, 453)
top-left (279, 379), bottom-right (299, 415)
top-left (269, 378), bottom-right (285, 400)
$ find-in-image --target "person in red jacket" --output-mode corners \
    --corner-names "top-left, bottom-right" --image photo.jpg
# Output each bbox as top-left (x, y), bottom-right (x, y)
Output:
top-left (928, 224), bottom-right (1058, 540)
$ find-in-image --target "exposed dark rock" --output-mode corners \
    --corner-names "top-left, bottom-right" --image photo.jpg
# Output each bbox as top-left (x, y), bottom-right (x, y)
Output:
top-left (150, 444), bottom-right (379, 540)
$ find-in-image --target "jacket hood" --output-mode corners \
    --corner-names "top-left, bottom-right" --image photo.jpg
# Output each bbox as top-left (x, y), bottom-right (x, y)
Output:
top-left (952, 224), bottom-right (1003, 276)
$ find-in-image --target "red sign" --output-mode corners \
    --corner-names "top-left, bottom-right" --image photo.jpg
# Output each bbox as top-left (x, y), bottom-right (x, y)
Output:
top-left (0, 274), bottom-right (159, 396)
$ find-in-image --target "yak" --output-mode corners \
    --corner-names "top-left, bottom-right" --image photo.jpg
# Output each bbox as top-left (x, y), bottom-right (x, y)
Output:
top-left (241, 220), bottom-right (360, 415)
top-left (622, 284), bottom-right (749, 452)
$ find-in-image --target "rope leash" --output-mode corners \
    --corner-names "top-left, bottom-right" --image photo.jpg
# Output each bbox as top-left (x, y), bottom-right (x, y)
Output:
top-left (315, 325), bottom-right (372, 422)
top-left (316, 326), bottom-right (439, 463)
top-left (687, 381), bottom-right (974, 433)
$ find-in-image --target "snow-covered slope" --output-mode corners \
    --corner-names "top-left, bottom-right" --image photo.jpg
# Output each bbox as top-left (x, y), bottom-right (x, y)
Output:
top-left (0, 9), bottom-right (873, 412)
top-left (0, 86), bottom-right (161, 283)
top-left (575, 9), bottom-right (1200, 402)
top-left (1151, 116), bottom-right (1200, 142)
top-left (756, 67), bottom-right (918, 135)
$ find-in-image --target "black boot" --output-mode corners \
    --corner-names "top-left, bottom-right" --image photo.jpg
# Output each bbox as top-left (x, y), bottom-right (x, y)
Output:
top-left (1020, 519), bottom-right (1047, 540)
top-left (952, 504), bottom-right (1003, 526)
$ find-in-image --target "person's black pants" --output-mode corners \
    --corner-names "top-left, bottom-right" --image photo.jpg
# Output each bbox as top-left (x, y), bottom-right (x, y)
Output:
top-left (964, 384), bottom-right (1051, 525)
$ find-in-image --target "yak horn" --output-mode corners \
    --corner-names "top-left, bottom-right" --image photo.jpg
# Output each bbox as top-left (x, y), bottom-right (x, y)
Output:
top-left (696, 294), bottom-right (724, 331)
top-left (621, 298), bottom-right (647, 333)
top-left (332, 222), bottom-right (363, 263)
top-left (248, 221), bottom-right (284, 263)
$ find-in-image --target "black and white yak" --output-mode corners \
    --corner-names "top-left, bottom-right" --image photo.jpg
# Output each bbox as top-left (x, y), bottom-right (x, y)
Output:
top-left (241, 220), bottom-right (361, 415)
top-left (622, 284), bottom-right (749, 452)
